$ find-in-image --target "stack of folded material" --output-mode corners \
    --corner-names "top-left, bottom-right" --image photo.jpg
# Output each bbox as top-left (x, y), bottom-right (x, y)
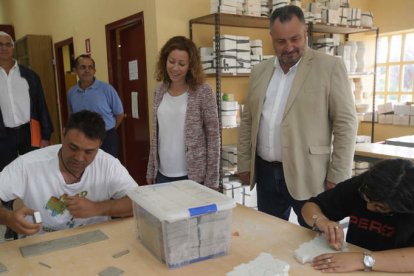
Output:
top-left (211, 0), bottom-right (238, 14)
top-left (243, 0), bottom-right (261, 17)
top-left (236, 36), bottom-right (251, 74)
top-left (227, 252), bottom-right (290, 276)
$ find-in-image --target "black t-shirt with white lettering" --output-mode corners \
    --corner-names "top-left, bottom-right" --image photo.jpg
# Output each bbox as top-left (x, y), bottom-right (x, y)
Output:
top-left (309, 173), bottom-right (414, 251)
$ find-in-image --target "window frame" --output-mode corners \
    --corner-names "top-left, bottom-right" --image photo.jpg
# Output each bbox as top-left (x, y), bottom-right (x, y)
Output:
top-left (376, 29), bottom-right (414, 105)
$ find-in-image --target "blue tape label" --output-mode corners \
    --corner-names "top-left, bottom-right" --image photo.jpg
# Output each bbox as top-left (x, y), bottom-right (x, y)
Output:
top-left (189, 204), bottom-right (218, 217)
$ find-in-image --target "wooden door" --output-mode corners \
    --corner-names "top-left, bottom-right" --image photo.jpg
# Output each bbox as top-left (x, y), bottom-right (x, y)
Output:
top-left (54, 38), bottom-right (75, 130)
top-left (106, 13), bottom-right (150, 185)
top-left (15, 35), bottom-right (61, 144)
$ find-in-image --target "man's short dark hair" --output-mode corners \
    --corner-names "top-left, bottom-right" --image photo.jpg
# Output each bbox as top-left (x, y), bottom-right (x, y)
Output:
top-left (74, 54), bottom-right (95, 69)
top-left (65, 110), bottom-right (106, 141)
top-left (363, 158), bottom-right (414, 213)
top-left (269, 5), bottom-right (306, 28)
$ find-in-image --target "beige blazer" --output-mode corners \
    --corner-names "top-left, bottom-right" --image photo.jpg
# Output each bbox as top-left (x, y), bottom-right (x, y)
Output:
top-left (238, 48), bottom-right (357, 200)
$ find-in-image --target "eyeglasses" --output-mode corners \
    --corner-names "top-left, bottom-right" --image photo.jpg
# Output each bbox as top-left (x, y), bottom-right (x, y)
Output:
top-left (0, 42), bottom-right (14, 48)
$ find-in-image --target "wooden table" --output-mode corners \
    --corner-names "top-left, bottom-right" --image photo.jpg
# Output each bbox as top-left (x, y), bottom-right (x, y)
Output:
top-left (385, 135), bottom-right (414, 148)
top-left (0, 205), bottom-right (395, 275)
top-left (355, 143), bottom-right (414, 163)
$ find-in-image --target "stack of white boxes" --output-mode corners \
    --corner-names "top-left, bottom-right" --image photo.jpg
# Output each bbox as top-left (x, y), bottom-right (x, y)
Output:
top-left (223, 180), bottom-right (258, 209)
top-left (221, 99), bottom-right (239, 127)
top-left (377, 102), bottom-right (394, 125)
top-left (362, 112), bottom-right (378, 123)
top-left (361, 11), bottom-right (374, 27)
top-left (313, 37), bottom-right (335, 55)
top-left (235, 0), bottom-right (245, 14)
top-left (250, 39), bottom-right (263, 67)
top-left (223, 179), bottom-right (242, 202)
top-left (290, 0), bottom-right (302, 7)
top-left (243, 0), bottom-right (261, 17)
top-left (215, 34), bottom-right (238, 74)
top-left (305, 0), bottom-right (371, 27)
top-left (393, 103), bottom-right (412, 126)
top-left (321, 7), bottom-right (340, 25)
top-left (200, 47), bottom-right (215, 74)
top-left (272, 0), bottom-right (290, 12)
top-left (261, 0), bottom-right (270, 17)
top-left (240, 185), bottom-right (258, 208)
top-left (127, 180), bottom-right (236, 268)
top-left (337, 43), bottom-right (351, 71)
top-left (304, 11), bottom-right (314, 23)
top-left (201, 36), bottom-right (264, 75)
top-left (377, 102), bottom-right (414, 126)
top-left (211, 0), bottom-right (238, 14)
top-left (353, 135), bottom-right (371, 176)
top-left (347, 7), bottom-right (362, 26)
top-left (222, 144), bottom-right (238, 173)
top-left (236, 36), bottom-right (251, 74)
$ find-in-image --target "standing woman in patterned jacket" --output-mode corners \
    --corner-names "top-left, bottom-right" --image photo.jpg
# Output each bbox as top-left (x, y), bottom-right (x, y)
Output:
top-left (146, 36), bottom-right (220, 189)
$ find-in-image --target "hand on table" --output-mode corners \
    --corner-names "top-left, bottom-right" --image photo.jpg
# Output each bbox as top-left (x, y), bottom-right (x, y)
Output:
top-left (315, 218), bottom-right (344, 250)
top-left (312, 252), bottom-right (364, 273)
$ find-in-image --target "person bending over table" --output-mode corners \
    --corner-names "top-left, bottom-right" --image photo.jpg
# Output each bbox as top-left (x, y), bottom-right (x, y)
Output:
top-left (302, 158), bottom-right (414, 273)
top-left (0, 110), bottom-right (138, 236)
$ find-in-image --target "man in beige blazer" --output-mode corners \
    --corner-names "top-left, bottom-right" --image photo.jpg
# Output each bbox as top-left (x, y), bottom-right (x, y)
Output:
top-left (238, 5), bottom-right (357, 226)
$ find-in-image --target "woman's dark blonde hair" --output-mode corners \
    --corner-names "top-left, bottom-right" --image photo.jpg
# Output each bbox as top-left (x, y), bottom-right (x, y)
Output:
top-left (155, 36), bottom-right (205, 91)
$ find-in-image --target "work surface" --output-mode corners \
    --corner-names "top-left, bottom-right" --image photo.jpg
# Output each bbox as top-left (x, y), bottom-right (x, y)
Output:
top-left (355, 143), bottom-right (414, 162)
top-left (0, 205), bottom-right (396, 275)
top-left (385, 135), bottom-right (414, 148)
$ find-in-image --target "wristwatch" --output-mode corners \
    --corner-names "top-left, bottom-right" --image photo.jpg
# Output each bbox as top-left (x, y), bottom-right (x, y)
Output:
top-left (363, 252), bottom-right (375, 271)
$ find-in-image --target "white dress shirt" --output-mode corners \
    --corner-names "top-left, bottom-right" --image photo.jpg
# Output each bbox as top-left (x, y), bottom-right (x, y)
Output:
top-left (0, 61), bottom-right (30, 128)
top-left (257, 58), bottom-right (301, 162)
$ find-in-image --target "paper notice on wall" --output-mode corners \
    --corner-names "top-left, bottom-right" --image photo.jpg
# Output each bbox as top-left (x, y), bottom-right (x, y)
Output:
top-left (131, 92), bottom-right (139, 119)
top-left (128, 60), bottom-right (138, 80)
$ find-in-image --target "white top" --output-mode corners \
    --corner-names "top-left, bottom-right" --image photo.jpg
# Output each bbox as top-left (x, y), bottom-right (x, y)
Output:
top-left (257, 58), bottom-right (300, 162)
top-left (0, 61), bottom-right (30, 127)
top-left (0, 145), bottom-right (138, 234)
top-left (157, 92), bottom-right (188, 177)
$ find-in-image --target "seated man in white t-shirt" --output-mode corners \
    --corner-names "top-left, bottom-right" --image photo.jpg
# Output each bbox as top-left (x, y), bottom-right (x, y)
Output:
top-left (0, 110), bottom-right (138, 235)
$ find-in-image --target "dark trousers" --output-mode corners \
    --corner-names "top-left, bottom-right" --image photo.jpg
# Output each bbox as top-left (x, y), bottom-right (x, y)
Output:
top-left (0, 123), bottom-right (35, 171)
top-left (256, 156), bottom-right (308, 227)
top-left (101, 128), bottom-right (119, 158)
top-left (156, 171), bottom-right (188, 184)
top-left (0, 123), bottom-right (37, 239)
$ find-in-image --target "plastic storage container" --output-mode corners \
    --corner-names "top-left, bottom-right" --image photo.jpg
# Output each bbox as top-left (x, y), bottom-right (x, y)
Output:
top-left (127, 180), bottom-right (236, 268)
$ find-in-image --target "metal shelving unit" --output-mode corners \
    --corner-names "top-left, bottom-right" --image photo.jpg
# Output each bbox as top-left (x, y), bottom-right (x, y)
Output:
top-left (308, 22), bottom-right (379, 142)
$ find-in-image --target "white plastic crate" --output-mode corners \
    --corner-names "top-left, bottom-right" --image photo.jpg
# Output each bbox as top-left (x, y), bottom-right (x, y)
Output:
top-left (127, 180), bottom-right (236, 268)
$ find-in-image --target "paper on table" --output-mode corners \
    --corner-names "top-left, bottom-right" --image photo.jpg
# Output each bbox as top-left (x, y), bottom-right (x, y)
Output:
top-left (226, 252), bottom-right (289, 276)
top-left (294, 234), bottom-right (348, 264)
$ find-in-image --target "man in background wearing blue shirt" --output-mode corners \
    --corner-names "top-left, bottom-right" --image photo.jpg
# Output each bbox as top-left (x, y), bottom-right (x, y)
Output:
top-left (68, 55), bottom-right (124, 158)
